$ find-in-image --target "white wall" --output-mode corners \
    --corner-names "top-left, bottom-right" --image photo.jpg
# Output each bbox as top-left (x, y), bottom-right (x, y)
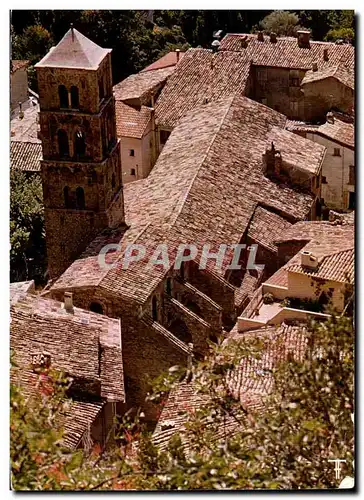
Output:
top-left (306, 132), bottom-right (354, 210)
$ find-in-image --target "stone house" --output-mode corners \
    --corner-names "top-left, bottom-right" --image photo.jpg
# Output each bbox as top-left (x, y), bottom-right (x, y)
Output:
top-left (10, 280), bottom-right (125, 451)
top-left (10, 60), bottom-right (29, 111)
top-left (237, 220), bottom-right (354, 332)
top-left (287, 112), bottom-right (354, 211)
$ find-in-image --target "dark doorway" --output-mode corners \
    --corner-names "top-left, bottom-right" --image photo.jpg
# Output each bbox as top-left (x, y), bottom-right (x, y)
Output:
top-left (349, 191), bottom-right (355, 210)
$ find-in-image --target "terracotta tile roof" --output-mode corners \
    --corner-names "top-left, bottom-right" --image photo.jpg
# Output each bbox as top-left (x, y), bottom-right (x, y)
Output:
top-left (153, 322), bottom-right (308, 450)
top-left (115, 101), bottom-right (151, 138)
top-left (247, 206), bottom-right (293, 253)
top-left (301, 64), bottom-right (354, 89)
top-left (234, 269), bottom-right (264, 308)
top-left (219, 33), bottom-right (354, 70)
top-left (288, 247), bottom-right (354, 284)
top-left (286, 117), bottom-right (354, 150)
top-left (155, 48), bottom-right (252, 128)
top-left (10, 292), bottom-right (124, 402)
top-left (52, 97), bottom-right (316, 304)
top-left (35, 28), bottom-right (110, 70)
top-left (61, 400), bottom-right (105, 449)
top-left (141, 51), bottom-right (186, 72)
top-left (10, 141), bottom-right (42, 172)
top-left (11, 60), bottom-right (30, 73)
top-left (267, 126), bottom-right (326, 175)
top-left (266, 221), bottom-right (354, 287)
top-left (114, 67), bottom-right (173, 104)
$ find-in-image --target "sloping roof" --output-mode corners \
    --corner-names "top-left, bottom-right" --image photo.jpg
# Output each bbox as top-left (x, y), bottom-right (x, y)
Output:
top-left (301, 64), bottom-right (354, 89)
top-left (247, 206), bottom-right (293, 253)
top-left (155, 48), bottom-right (252, 128)
top-left (115, 102), bottom-right (151, 139)
top-left (267, 126), bottom-right (326, 175)
top-left (288, 247), bottom-right (354, 284)
top-left (11, 60), bottom-right (30, 73)
top-left (286, 117), bottom-right (354, 150)
top-left (265, 221), bottom-right (354, 287)
top-left (114, 67), bottom-right (173, 104)
top-left (10, 103), bottom-right (40, 143)
top-left (141, 51), bottom-right (186, 72)
top-left (10, 141), bottom-right (42, 172)
top-left (10, 280), bottom-right (35, 303)
top-left (35, 28), bottom-right (110, 70)
top-left (10, 292), bottom-right (124, 402)
top-left (219, 33), bottom-right (354, 70)
top-left (152, 322), bottom-right (308, 451)
top-left (52, 97), bottom-right (316, 304)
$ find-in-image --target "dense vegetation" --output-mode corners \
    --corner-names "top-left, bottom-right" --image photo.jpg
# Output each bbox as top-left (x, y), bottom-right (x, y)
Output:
top-left (11, 10), bottom-right (355, 90)
top-left (11, 313), bottom-right (354, 490)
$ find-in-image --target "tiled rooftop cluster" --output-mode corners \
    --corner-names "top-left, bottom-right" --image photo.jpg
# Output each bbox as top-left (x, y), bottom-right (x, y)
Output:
top-left (10, 141), bottom-right (42, 172)
top-left (10, 282), bottom-right (124, 449)
top-left (52, 96), bottom-right (321, 303)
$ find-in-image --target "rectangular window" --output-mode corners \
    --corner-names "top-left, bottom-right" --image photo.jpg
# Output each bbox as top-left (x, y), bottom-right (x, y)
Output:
top-left (333, 147), bottom-right (341, 156)
top-left (129, 149), bottom-right (135, 157)
top-left (160, 130), bottom-right (171, 145)
top-left (349, 165), bottom-right (355, 185)
top-left (322, 176), bottom-right (327, 184)
top-left (290, 100), bottom-right (299, 115)
top-left (131, 168), bottom-right (136, 176)
top-left (349, 191), bottom-right (355, 210)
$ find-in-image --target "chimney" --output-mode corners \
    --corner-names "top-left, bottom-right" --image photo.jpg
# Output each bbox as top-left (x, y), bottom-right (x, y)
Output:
top-left (323, 48), bottom-right (329, 61)
top-left (257, 31), bottom-right (264, 42)
top-left (301, 251), bottom-right (319, 270)
top-left (240, 35), bottom-right (248, 48)
top-left (326, 111), bottom-right (335, 124)
top-left (211, 39), bottom-right (220, 53)
top-left (64, 292), bottom-right (74, 313)
top-left (312, 62), bottom-right (318, 72)
top-left (262, 142), bottom-right (281, 176)
top-left (270, 32), bottom-right (277, 43)
top-left (297, 30), bottom-right (311, 48)
top-left (175, 48), bottom-right (180, 63)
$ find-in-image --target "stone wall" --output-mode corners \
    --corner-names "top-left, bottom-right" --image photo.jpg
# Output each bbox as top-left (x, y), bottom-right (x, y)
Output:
top-left (303, 77), bottom-right (354, 122)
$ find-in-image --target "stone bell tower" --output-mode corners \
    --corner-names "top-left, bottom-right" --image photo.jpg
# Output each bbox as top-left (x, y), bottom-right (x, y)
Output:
top-left (35, 27), bottom-right (125, 279)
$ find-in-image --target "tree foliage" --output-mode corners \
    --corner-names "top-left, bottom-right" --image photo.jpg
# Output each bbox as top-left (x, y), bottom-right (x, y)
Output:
top-left (11, 311), bottom-right (354, 490)
top-left (10, 169), bottom-right (46, 284)
top-left (257, 10), bottom-right (303, 37)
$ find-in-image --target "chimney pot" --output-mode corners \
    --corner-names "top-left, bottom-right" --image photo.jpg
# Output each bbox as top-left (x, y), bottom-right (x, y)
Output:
top-left (64, 292), bottom-right (74, 313)
top-left (297, 30), bottom-right (311, 48)
top-left (175, 48), bottom-right (180, 62)
top-left (323, 48), bottom-right (329, 61)
top-left (312, 62), bottom-right (318, 72)
top-left (301, 251), bottom-right (319, 270)
top-left (257, 31), bottom-right (264, 42)
top-left (211, 39), bottom-right (220, 53)
top-left (270, 32), bottom-right (277, 43)
top-left (240, 35), bottom-right (248, 48)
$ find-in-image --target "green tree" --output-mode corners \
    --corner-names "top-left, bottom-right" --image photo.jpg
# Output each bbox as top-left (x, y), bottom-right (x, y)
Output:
top-left (257, 10), bottom-right (303, 36)
top-left (10, 169), bottom-right (46, 283)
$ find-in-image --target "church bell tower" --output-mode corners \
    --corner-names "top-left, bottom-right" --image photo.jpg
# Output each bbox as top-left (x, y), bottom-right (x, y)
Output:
top-left (35, 27), bottom-right (125, 279)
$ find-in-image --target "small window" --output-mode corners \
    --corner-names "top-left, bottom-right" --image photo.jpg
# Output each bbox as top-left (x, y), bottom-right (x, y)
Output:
top-left (160, 130), bottom-right (170, 145)
top-left (58, 85), bottom-right (68, 108)
top-left (333, 147), bottom-right (341, 157)
top-left (322, 176), bottom-right (327, 184)
top-left (349, 165), bottom-right (355, 185)
top-left (90, 302), bottom-right (103, 315)
top-left (131, 168), bottom-right (136, 176)
top-left (70, 86), bottom-right (79, 108)
top-left (349, 191), bottom-right (355, 210)
top-left (129, 149), bottom-right (135, 157)
top-left (58, 129), bottom-right (69, 157)
top-left (76, 187), bottom-right (85, 210)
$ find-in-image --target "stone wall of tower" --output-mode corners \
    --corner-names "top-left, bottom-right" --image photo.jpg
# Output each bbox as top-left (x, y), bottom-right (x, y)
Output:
top-left (37, 49), bottom-right (124, 279)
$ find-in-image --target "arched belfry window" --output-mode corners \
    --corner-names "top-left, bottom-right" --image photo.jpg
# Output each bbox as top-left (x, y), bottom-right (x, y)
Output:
top-left (74, 130), bottom-right (86, 157)
top-left (90, 302), bottom-right (103, 315)
top-left (64, 186), bottom-right (70, 208)
top-left (76, 187), bottom-right (85, 210)
top-left (58, 129), bottom-right (69, 157)
top-left (70, 86), bottom-right (79, 108)
top-left (58, 85), bottom-right (68, 108)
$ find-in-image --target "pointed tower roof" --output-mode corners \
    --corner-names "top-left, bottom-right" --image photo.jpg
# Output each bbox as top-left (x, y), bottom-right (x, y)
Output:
top-left (35, 28), bottom-right (111, 70)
